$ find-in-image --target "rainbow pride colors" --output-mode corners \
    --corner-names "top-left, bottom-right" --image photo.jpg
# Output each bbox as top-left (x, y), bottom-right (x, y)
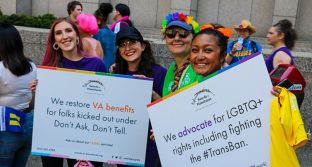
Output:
top-left (32, 152), bottom-right (144, 166)
top-left (34, 66), bottom-right (149, 166)
top-left (37, 66), bottom-right (153, 81)
top-left (148, 52), bottom-right (261, 107)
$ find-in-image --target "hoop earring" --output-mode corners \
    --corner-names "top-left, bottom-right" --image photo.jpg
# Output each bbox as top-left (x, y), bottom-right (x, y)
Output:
top-left (53, 43), bottom-right (59, 50)
top-left (76, 38), bottom-right (80, 45)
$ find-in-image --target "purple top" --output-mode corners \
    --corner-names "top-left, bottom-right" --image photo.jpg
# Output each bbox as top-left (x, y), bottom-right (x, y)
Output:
top-left (122, 64), bottom-right (166, 166)
top-left (265, 47), bottom-right (294, 73)
top-left (125, 64), bottom-right (167, 96)
top-left (61, 56), bottom-right (107, 72)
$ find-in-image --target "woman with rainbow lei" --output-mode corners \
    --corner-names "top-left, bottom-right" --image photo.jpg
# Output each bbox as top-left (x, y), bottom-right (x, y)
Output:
top-left (161, 12), bottom-right (201, 96)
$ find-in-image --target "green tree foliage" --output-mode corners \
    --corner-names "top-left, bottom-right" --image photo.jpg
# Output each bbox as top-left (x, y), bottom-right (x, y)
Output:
top-left (0, 9), bottom-right (56, 29)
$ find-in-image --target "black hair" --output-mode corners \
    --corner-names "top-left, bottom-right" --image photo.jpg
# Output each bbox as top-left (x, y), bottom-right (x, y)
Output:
top-left (116, 26), bottom-right (143, 45)
top-left (273, 19), bottom-right (297, 50)
top-left (115, 3), bottom-right (130, 16)
top-left (0, 22), bottom-right (33, 76)
top-left (192, 23), bottom-right (229, 64)
top-left (67, 1), bottom-right (83, 15)
top-left (94, 3), bottom-right (113, 23)
top-left (114, 40), bottom-right (156, 77)
top-left (115, 3), bottom-right (133, 27)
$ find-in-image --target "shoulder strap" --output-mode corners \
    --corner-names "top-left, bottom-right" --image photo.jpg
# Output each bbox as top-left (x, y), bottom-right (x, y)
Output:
top-left (250, 40), bottom-right (258, 53)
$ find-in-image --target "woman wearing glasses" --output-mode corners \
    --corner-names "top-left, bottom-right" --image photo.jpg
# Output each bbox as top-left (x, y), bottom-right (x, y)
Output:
top-left (161, 12), bottom-right (201, 96)
top-left (113, 26), bottom-right (167, 167)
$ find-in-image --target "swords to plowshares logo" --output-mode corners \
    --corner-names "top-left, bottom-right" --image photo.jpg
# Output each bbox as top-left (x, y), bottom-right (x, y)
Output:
top-left (191, 88), bottom-right (216, 110)
top-left (83, 80), bottom-right (105, 95)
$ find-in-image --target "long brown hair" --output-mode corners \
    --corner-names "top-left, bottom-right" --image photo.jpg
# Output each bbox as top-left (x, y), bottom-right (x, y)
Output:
top-left (42, 17), bottom-right (83, 67)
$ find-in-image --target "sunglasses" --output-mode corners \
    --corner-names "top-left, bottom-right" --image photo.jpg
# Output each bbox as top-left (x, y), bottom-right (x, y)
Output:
top-left (165, 29), bottom-right (191, 39)
top-left (118, 39), bottom-right (138, 49)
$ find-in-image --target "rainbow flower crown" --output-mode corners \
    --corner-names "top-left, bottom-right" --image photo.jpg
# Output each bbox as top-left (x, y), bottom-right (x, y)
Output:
top-left (161, 12), bottom-right (200, 33)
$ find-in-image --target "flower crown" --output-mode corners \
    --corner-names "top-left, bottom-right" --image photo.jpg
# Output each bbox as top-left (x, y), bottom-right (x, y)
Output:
top-left (200, 24), bottom-right (233, 38)
top-left (161, 12), bottom-right (200, 33)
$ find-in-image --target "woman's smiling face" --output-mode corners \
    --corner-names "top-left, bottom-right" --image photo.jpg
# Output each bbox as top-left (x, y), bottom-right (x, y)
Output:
top-left (190, 34), bottom-right (222, 76)
top-left (118, 39), bottom-right (145, 64)
top-left (54, 21), bottom-right (78, 52)
top-left (165, 27), bottom-right (193, 57)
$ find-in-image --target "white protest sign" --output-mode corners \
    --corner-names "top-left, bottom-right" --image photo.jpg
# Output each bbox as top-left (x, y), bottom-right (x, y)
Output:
top-left (32, 67), bottom-right (153, 166)
top-left (148, 54), bottom-right (272, 167)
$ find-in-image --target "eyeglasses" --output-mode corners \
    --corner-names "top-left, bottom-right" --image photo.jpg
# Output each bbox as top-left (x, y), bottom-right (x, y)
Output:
top-left (118, 40), bottom-right (138, 49)
top-left (165, 29), bottom-right (191, 39)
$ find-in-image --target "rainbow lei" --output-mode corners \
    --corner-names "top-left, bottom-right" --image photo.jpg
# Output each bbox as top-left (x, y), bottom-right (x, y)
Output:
top-left (161, 12), bottom-right (200, 33)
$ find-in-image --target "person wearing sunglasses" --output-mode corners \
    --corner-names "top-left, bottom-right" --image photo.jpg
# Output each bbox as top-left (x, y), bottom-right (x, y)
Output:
top-left (113, 26), bottom-right (167, 167)
top-left (161, 12), bottom-right (201, 96)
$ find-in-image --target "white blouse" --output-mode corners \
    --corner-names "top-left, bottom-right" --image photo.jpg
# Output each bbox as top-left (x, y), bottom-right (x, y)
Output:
top-left (0, 61), bottom-right (37, 110)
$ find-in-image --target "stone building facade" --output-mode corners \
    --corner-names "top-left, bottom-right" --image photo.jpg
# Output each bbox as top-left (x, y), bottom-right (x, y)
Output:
top-left (1, 0), bottom-right (312, 40)
top-left (1, 0), bottom-right (311, 166)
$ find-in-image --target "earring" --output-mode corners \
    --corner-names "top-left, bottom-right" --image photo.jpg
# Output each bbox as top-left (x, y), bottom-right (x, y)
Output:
top-left (76, 38), bottom-right (80, 45)
top-left (53, 43), bottom-right (59, 50)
